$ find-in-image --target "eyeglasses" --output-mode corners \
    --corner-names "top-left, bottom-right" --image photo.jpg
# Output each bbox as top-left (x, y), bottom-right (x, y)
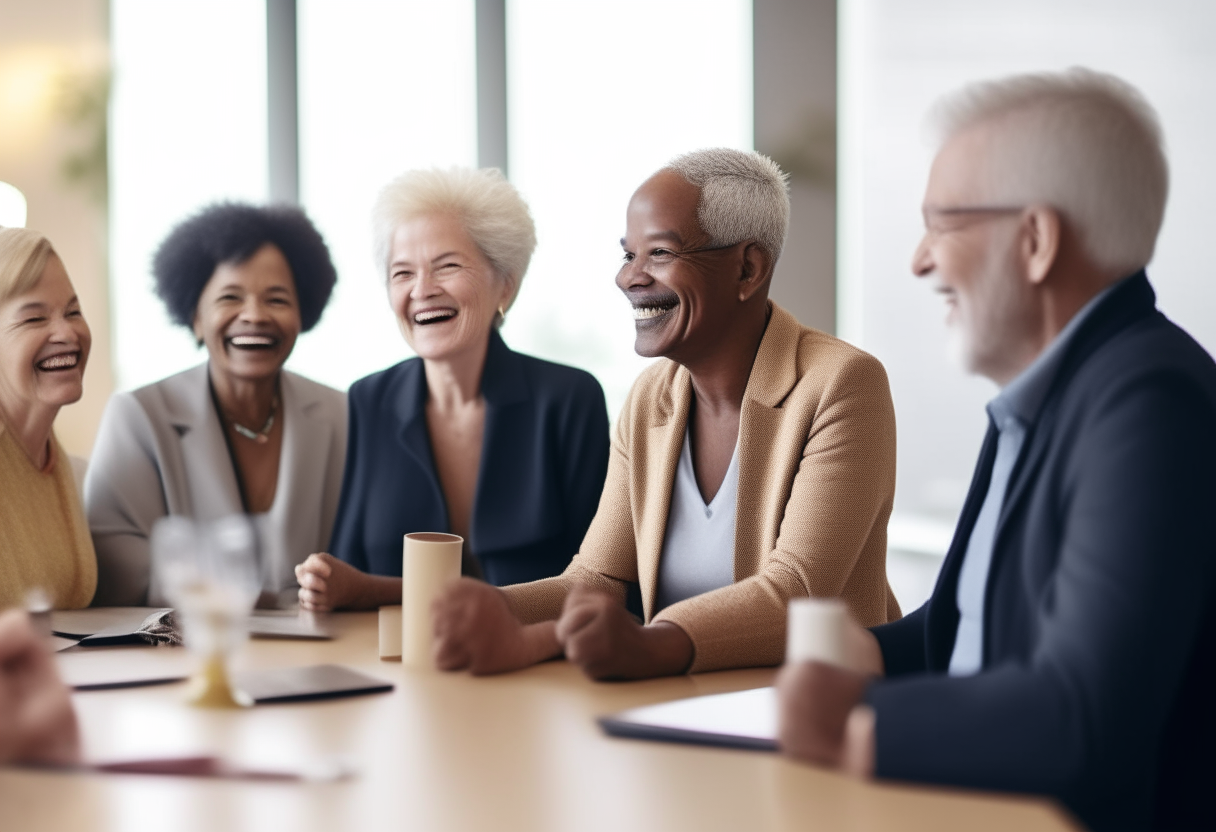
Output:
top-left (921, 204), bottom-right (1026, 234)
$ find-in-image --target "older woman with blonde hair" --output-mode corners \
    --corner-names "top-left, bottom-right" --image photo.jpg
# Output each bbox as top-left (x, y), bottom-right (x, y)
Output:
top-left (0, 227), bottom-right (96, 609)
top-left (296, 168), bottom-right (609, 609)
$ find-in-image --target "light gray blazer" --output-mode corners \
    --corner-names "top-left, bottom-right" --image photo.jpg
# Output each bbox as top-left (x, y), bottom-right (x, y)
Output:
top-left (84, 364), bottom-right (347, 606)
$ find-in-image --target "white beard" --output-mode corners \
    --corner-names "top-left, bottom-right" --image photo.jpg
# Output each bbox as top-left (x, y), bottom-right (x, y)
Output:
top-left (950, 245), bottom-right (1039, 384)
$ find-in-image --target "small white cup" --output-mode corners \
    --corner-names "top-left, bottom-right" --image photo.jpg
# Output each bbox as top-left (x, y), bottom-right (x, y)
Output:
top-left (401, 533), bottom-right (463, 669)
top-left (378, 605), bottom-right (402, 659)
top-left (786, 597), bottom-right (848, 667)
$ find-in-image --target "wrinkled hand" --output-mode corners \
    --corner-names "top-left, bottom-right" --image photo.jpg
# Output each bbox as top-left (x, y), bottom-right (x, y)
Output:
top-left (776, 660), bottom-right (874, 774)
top-left (555, 585), bottom-right (693, 680)
top-left (296, 553), bottom-right (367, 612)
top-left (839, 615), bottom-right (885, 676)
top-left (0, 610), bottom-right (80, 765)
top-left (431, 578), bottom-right (540, 675)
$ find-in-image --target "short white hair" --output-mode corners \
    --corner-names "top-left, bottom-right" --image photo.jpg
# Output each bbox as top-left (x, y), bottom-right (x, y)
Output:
top-left (930, 67), bottom-right (1168, 276)
top-left (372, 167), bottom-right (537, 309)
top-left (665, 148), bottom-right (790, 263)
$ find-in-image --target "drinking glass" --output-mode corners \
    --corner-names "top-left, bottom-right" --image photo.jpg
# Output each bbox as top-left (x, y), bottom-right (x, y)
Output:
top-left (151, 515), bottom-right (261, 708)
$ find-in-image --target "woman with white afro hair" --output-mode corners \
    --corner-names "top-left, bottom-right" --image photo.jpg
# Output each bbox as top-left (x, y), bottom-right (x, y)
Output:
top-left (297, 167), bottom-right (610, 609)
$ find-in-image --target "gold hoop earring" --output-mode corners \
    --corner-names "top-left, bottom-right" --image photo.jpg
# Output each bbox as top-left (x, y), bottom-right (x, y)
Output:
top-left (497, 305), bottom-right (507, 324)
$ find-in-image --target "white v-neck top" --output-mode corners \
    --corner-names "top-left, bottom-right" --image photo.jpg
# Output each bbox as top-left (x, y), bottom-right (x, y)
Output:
top-left (654, 427), bottom-right (740, 612)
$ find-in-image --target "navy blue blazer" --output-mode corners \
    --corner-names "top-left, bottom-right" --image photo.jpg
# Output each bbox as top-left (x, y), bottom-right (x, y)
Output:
top-left (867, 273), bottom-right (1216, 832)
top-left (328, 330), bottom-right (610, 587)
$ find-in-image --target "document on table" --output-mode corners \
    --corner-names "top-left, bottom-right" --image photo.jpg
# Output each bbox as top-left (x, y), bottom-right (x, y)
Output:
top-left (51, 607), bottom-right (169, 640)
top-left (57, 645), bottom-right (194, 691)
top-left (598, 686), bottom-right (778, 751)
top-left (234, 664), bottom-right (393, 704)
top-left (51, 607), bottom-right (333, 644)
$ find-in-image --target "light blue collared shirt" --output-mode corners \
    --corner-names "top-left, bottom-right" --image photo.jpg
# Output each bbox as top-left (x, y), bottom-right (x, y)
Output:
top-left (948, 277), bottom-right (1127, 676)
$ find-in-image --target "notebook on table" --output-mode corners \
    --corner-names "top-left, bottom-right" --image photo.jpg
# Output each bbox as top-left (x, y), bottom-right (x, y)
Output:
top-left (233, 664), bottom-right (393, 704)
top-left (598, 686), bottom-right (778, 751)
top-left (50, 607), bottom-right (333, 646)
top-left (52, 607), bottom-right (170, 645)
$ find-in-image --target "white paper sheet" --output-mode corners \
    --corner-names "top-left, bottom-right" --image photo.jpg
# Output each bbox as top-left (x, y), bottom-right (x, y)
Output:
top-left (599, 686), bottom-right (778, 751)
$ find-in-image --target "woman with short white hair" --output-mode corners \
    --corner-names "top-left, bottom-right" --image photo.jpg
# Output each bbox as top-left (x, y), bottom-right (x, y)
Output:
top-left (296, 168), bottom-right (609, 609)
top-left (0, 227), bottom-right (96, 609)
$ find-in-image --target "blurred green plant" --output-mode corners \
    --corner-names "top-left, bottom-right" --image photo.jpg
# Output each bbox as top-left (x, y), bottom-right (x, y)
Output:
top-left (56, 68), bottom-right (110, 206)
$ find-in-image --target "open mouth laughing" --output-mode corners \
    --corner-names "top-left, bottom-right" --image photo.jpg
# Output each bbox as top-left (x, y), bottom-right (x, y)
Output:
top-left (630, 296), bottom-right (679, 326)
top-left (226, 333), bottom-right (281, 351)
top-left (413, 307), bottom-right (458, 326)
top-left (36, 351), bottom-right (81, 372)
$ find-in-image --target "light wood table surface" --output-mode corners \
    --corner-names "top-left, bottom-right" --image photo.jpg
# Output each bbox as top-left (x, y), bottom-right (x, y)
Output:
top-left (0, 612), bottom-right (1082, 832)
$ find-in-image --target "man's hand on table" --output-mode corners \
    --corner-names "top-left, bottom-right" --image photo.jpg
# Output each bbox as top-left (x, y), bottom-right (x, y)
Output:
top-left (0, 610), bottom-right (80, 766)
top-left (555, 585), bottom-right (694, 680)
top-left (431, 578), bottom-right (558, 674)
top-left (776, 660), bottom-right (877, 779)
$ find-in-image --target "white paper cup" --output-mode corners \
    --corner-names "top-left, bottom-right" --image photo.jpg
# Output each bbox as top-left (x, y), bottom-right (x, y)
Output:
top-left (378, 605), bottom-right (402, 659)
top-left (786, 597), bottom-right (848, 667)
top-left (401, 533), bottom-right (463, 669)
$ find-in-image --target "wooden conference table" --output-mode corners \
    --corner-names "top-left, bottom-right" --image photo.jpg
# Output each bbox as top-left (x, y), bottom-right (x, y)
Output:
top-left (0, 613), bottom-right (1082, 832)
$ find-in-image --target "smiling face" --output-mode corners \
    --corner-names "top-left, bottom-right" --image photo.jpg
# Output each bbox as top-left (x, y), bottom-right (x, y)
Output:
top-left (387, 213), bottom-right (511, 363)
top-left (192, 243), bottom-right (301, 385)
top-left (616, 170), bottom-right (746, 361)
top-left (911, 125), bottom-right (1039, 384)
top-left (0, 253), bottom-right (92, 420)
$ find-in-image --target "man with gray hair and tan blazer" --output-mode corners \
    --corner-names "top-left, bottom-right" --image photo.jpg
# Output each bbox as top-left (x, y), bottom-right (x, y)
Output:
top-left (432, 148), bottom-right (901, 680)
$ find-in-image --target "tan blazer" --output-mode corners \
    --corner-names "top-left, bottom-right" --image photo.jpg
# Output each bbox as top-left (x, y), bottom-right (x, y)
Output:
top-left (503, 303), bottom-right (900, 672)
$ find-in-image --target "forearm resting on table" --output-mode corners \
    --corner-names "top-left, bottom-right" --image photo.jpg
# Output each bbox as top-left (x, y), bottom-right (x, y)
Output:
top-left (354, 574), bottom-right (405, 609)
top-left (521, 620), bottom-right (562, 664)
top-left (634, 621), bottom-right (695, 677)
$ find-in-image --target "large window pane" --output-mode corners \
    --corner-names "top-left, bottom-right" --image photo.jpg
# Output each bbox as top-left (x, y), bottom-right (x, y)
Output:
top-left (292, 0), bottom-right (477, 390)
top-left (109, 0), bottom-right (267, 390)
top-left (505, 0), bottom-right (753, 418)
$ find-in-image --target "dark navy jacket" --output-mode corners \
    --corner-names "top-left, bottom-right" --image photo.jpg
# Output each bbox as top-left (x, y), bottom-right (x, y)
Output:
top-left (867, 273), bottom-right (1216, 832)
top-left (329, 331), bottom-right (610, 587)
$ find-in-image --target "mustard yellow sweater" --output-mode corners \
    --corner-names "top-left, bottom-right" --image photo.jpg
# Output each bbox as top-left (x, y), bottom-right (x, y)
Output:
top-left (0, 423), bottom-right (96, 610)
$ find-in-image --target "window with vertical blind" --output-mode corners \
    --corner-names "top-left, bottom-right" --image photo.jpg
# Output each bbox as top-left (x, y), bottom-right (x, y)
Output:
top-left (109, 0), bottom-right (752, 414)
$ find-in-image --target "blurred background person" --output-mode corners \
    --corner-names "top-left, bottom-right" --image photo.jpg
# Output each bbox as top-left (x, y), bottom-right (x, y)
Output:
top-left (296, 167), bottom-right (609, 610)
top-left (0, 610), bottom-right (79, 765)
top-left (0, 227), bottom-right (96, 610)
top-left (85, 203), bottom-right (346, 607)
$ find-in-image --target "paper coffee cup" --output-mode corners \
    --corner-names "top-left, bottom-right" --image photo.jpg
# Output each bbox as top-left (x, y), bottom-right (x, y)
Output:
top-left (378, 605), bottom-right (402, 659)
top-left (786, 597), bottom-right (847, 666)
top-left (401, 533), bottom-right (463, 668)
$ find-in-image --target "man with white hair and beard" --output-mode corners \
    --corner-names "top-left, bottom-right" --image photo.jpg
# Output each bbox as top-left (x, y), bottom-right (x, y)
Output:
top-left (776, 68), bottom-right (1216, 832)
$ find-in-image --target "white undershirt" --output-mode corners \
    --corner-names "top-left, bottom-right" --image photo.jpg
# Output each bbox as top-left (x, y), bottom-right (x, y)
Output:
top-left (654, 427), bottom-right (739, 612)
